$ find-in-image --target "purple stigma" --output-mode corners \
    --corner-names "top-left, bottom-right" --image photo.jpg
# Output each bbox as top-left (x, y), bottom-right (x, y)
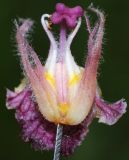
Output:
top-left (51, 3), bottom-right (84, 28)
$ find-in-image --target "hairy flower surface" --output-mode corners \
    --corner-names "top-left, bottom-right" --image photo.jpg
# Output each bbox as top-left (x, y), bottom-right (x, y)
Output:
top-left (6, 3), bottom-right (127, 156)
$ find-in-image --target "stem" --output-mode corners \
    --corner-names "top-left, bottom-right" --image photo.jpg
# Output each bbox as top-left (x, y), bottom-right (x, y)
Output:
top-left (53, 124), bottom-right (63, 160)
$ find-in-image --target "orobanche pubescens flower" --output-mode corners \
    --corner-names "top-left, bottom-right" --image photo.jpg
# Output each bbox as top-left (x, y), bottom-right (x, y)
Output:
top-left (6, 3), bottom-right (127, 156)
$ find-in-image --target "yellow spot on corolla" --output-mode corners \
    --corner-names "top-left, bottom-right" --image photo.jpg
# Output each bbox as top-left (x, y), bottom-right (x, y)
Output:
top-left (45, 72), bottom-right (55, 87)
top-left (45, 72), bottom-right (81, 88)
top-left (59, 103), bottom-right (69, 115)
top-left (69, 74), bottom-right (81, 86)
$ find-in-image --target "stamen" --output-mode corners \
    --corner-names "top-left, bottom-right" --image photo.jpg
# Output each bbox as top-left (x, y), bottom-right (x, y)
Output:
top-left (64, 18), bottom-right (82, 77)
top-left (66, 18), bottom-right (82, 48)
top-left (41, 14), bottom-right (58, 74)
top-left (41, 14), bottom-right (57, 49)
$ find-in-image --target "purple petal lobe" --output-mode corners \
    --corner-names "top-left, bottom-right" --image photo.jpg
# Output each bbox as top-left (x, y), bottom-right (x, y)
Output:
top-left (6, 86), bottom-right (94, 156)
top-left (95, 96), bottom-right (127, 125)
top-left (51, 3), bottom-right (83, 28)
top-left (6, 88), bottom-right (28, 109)
top-left (6, 87), bottom-right (39, 121)
top-left (62, 110), bottom-right (94, 156)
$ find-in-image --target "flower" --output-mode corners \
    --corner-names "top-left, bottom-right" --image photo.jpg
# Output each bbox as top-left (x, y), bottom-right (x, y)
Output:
top-left (6, 3), bottom-right (127, 156)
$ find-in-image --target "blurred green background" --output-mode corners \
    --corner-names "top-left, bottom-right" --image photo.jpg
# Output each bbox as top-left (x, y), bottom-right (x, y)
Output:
top-left (0, 0), bottom-right (129, 160)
